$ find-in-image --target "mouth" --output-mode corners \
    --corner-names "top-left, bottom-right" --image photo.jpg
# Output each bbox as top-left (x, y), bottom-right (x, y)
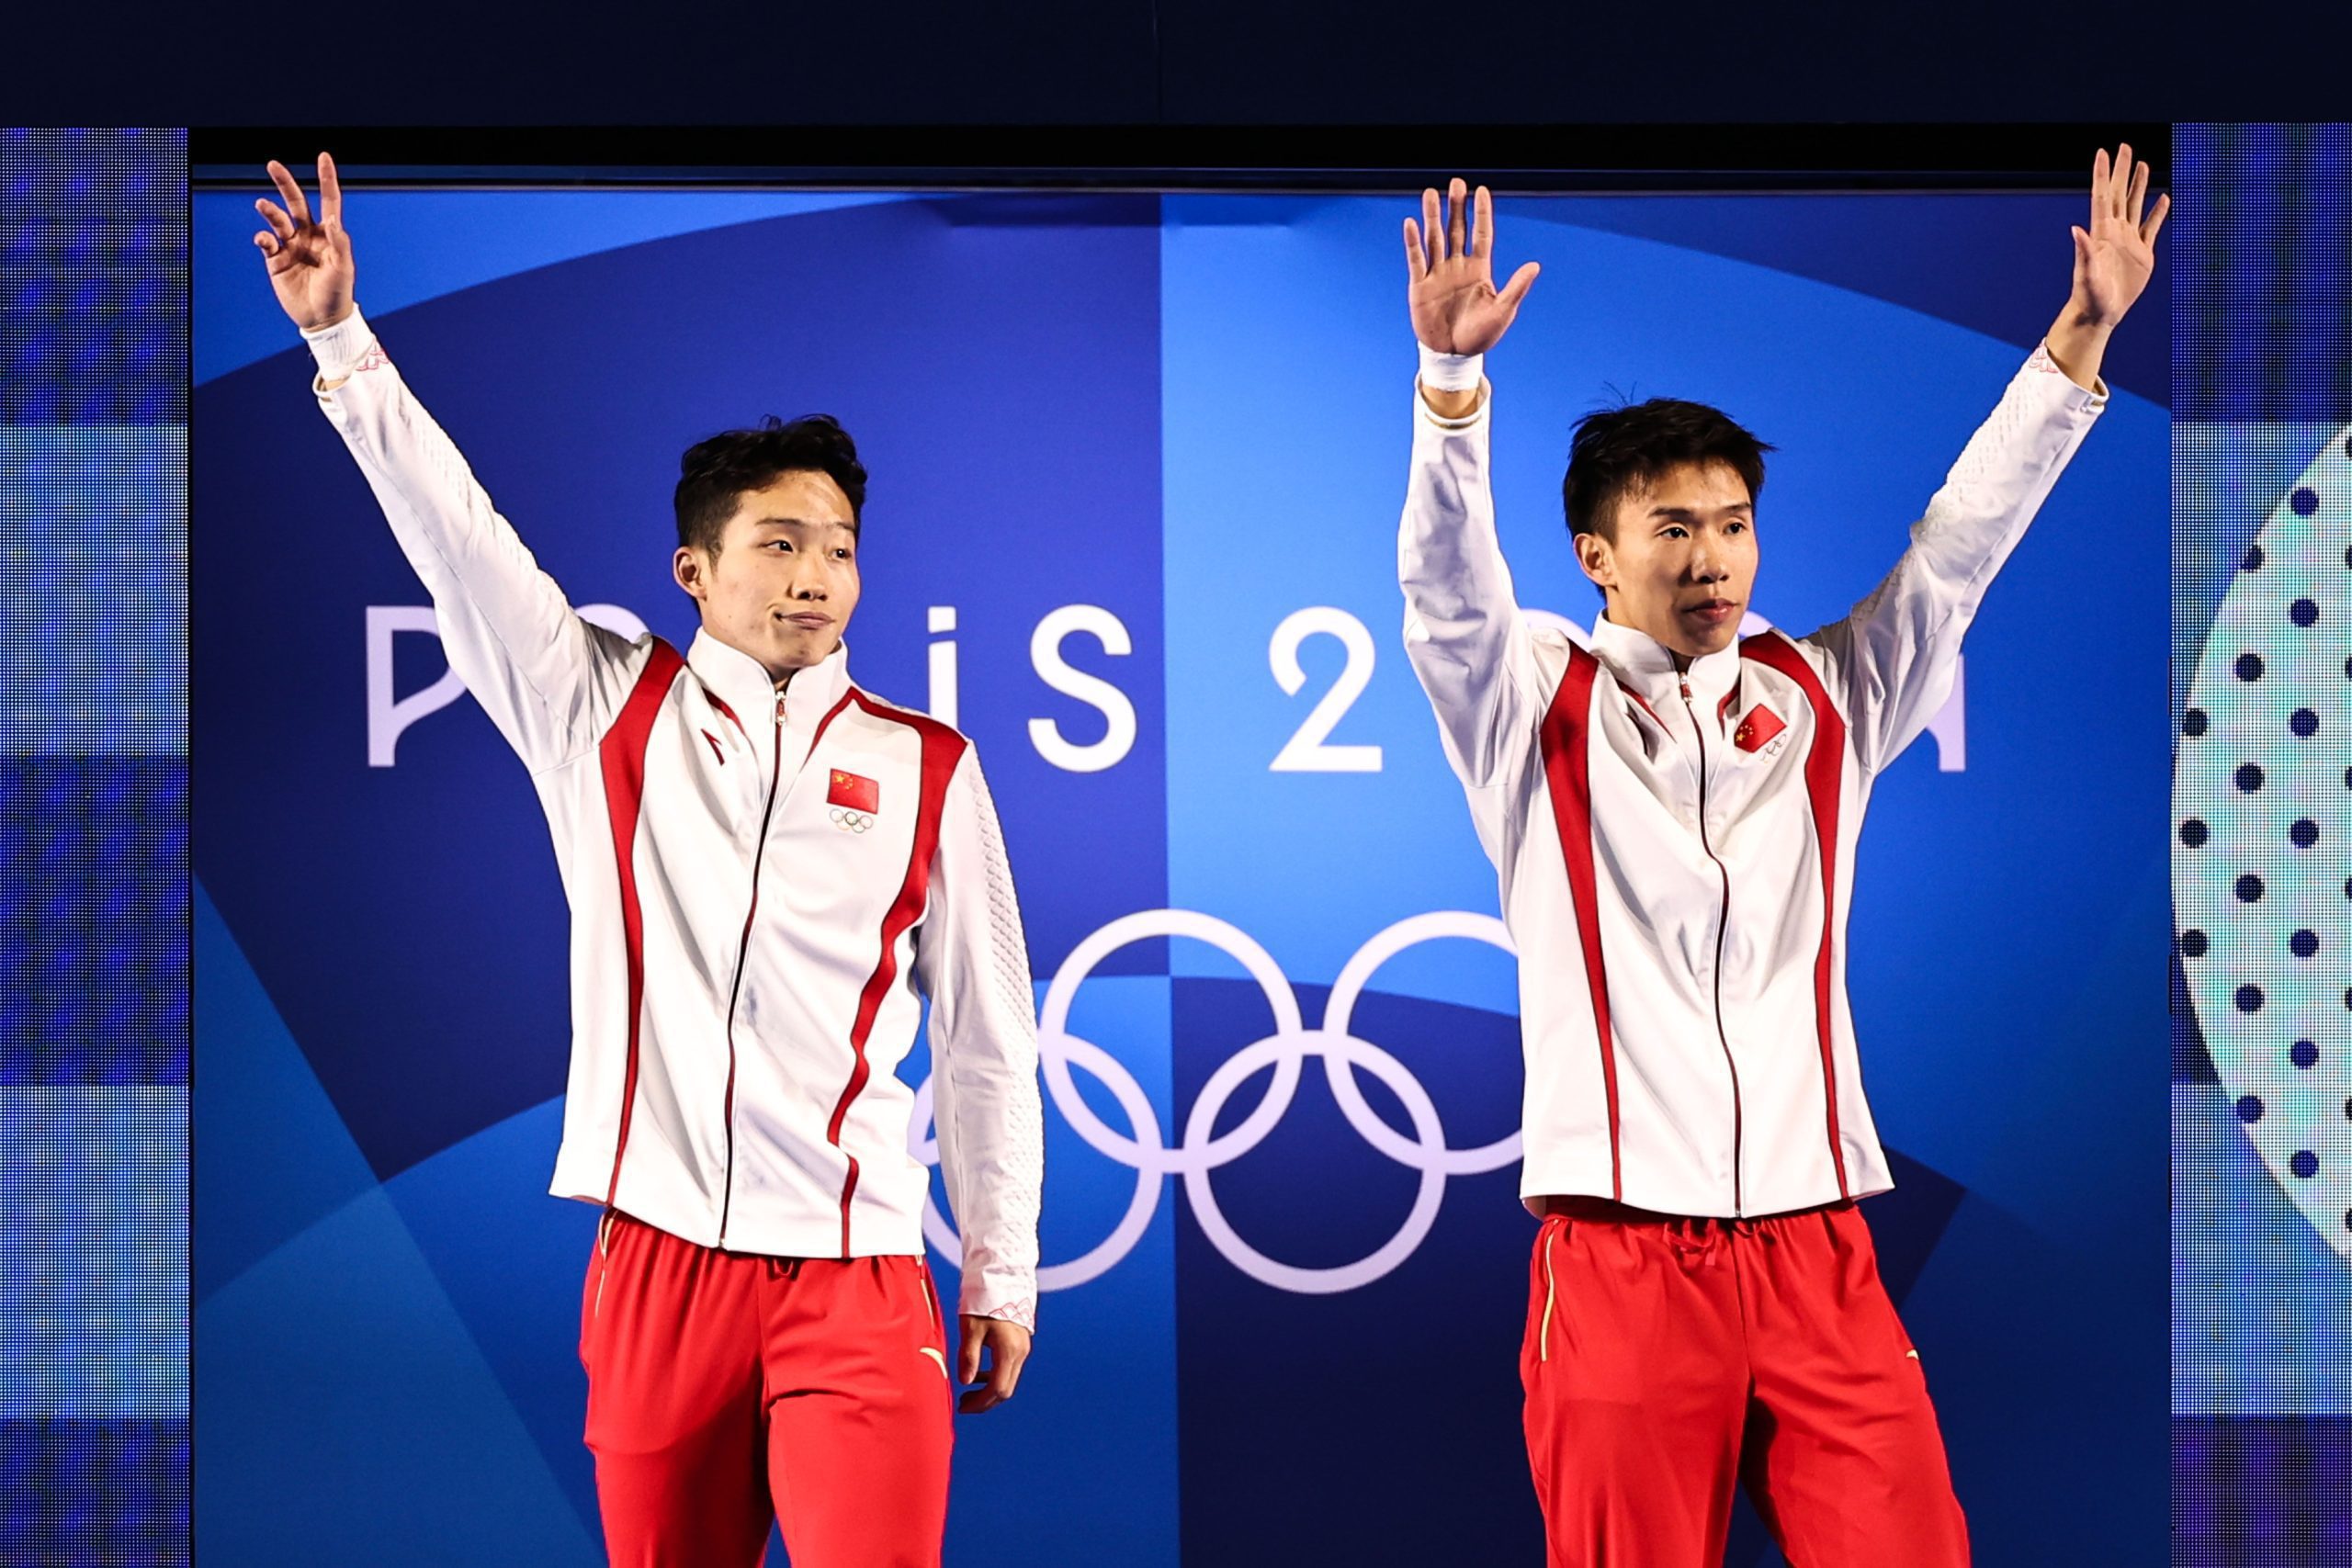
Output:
top-left (1681, 598), bottom-right (1739, 627)
top-left (778, 612), bottom-right (833, 631)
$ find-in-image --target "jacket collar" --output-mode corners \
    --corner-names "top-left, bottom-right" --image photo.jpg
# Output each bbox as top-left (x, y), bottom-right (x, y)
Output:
top-left (686, 627), bottom-right (851, 728)
top-left (1589, 612), bottom-right (1742, 717)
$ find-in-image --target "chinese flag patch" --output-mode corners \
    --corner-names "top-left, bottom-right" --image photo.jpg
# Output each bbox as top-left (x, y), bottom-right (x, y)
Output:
top-left (828, 769), bottom-right (880, 813)
top-left (1733, 705), bottom-right (1786, 753)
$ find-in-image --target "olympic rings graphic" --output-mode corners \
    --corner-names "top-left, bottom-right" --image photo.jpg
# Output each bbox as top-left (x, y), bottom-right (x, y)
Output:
top-left (910, 908), bottom-right (1518, 1295)
top-left (828, 807), bottom-right (874, 834)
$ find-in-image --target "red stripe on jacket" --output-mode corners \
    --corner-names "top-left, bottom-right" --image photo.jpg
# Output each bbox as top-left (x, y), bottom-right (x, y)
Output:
top-left (1535, 646), bottom-right (1623, 1201)
top-left (825, 691), bottom-right (968, 1257)
top-left (1738, 629), bottom-right (1851, 1198)
top-left (598, 638), bottom-right (687, 1210)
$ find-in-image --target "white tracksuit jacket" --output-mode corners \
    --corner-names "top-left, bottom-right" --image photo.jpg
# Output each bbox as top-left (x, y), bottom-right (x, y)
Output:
top-left (305, 310), bottom-right (1043, 1327)
top-left (1400, 341), bottom-right (2106, 1218)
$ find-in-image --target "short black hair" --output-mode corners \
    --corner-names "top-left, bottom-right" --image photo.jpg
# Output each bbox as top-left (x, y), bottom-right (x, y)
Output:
top-left (674, 414), bottom-right (868, 556)
top-left (1561, 398), bottom-right (1772, 544)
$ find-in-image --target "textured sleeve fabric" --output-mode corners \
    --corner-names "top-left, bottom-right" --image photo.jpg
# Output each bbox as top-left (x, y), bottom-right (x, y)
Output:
top-left (1804, 341), bottom-right (2107, 775)
top-left (1399, 373), bottom-right (1547, 860)
top-left (913, 743), bottom-right (1043, 1330)
top-left (1399, 375), bottom-right (1545, 787)
top-left (305, 309), bottom-right (646, 772)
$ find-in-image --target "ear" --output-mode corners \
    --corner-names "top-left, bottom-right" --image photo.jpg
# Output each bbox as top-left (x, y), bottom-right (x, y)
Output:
top-left (673, 544), bottom-right (708, 602)
top-left (1573, 530), bottom-right (1614, 597)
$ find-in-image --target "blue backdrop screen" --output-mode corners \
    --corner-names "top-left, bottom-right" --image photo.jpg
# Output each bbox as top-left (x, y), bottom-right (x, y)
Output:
top-left (193, 180), bottom-right (2167, 1565)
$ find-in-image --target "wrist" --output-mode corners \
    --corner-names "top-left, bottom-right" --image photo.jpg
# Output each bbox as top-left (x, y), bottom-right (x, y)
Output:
top-left (301, 305), bottom-right (375, 383)
top-left (2056, 297), bottom-right (2119, 336)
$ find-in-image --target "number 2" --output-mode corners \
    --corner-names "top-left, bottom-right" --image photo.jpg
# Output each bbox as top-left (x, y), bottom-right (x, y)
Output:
top-left (1270, 607), bottom-right (1382, 773)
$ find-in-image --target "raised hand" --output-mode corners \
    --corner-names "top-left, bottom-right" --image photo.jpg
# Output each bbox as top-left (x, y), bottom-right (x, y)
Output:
top-left (2069, 141), bottom-right (2168, 330)
top-left (254, 153), bottom-right (355, 333)
top-left (1404, 178), bottom-right (1540, 356)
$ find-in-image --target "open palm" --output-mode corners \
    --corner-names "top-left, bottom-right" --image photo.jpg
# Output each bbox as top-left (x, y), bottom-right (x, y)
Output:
top-left (254, 153), bottom-right (355, 333)
top-left (1405, 179), bottom-right (1540, 356)
top-left (2071, 142), bottom-right (2168, 329)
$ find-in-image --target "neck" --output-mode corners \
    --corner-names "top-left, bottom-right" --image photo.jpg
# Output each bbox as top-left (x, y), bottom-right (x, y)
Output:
top-left (1600, 604), bottom-right (1694, 671)
top-left (700, 624), bottom-right (834, 688)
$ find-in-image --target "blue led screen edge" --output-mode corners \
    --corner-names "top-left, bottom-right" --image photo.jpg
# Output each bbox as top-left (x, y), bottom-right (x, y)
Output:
top-left (2173, 123), bottom-right (2352, 1567)
top-left (0, 128), bottom-right (191, 1568)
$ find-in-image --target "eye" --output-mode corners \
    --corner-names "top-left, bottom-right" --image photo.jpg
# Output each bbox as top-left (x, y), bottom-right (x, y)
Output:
top-left (1660, 525), bottom-right (1690, 539)
top-left (1726, 520), bottom-right (1748, 535)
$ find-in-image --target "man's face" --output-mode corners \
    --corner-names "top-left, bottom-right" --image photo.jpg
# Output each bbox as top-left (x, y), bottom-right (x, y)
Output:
top-left (673, 469), bottom-right (862, 682)
top-left (1575, 459), bottom-right (1757, 661)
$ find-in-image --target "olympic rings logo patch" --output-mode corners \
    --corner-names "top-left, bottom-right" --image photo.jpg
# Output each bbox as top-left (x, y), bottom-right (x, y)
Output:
top-left (829, 807), bottom-right (874, 834)
top-left (911, 908), bottom-right (1518, 1295)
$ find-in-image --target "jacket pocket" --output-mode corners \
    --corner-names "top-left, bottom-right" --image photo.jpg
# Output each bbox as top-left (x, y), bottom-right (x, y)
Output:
top-left (580, 1210), bottom-right (618, 1364)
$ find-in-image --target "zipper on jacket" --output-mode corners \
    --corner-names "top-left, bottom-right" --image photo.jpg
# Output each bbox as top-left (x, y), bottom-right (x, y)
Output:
top-left (1679, 675), bottom-right (1745, 1214)
top-left (717, 686), bottom-right (787, 1247)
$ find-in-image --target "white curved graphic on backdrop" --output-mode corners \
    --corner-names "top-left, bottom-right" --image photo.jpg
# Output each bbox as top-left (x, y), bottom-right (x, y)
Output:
top-left (911, 908), bottom-right (1519, 1293)
top-left (2177, 421), bottom-right (2352, 1262)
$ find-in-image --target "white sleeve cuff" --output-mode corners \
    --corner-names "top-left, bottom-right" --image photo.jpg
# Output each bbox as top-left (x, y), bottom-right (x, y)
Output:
top-left (300, 308), bottom-right (379, 384)
top-left (959, 1287), bottom-right (1036, 1333)
top-left (1418, 342), bottom-right (1484, 392)
top-left (2027, 338), bottom-right (2109, 412)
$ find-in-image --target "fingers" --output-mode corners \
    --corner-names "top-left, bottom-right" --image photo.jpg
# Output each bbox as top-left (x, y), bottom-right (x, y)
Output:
top-left (988, 1333), bottom-right (1027, 1402)
top-left (1403, 217), bottom-right (1427, 280)
top-left (254, 198), bottom-right (296, 243)
top-left (957, 1336), bottom-right (1000, 1413)
top-left (1472, 185), bottom-right (1494, 261)
top-left (1447, 176), bottom-right (1468, 262)
top-left (953, 1318), bottom-right (1031, 1415)
top-left (2091, 141), bottom-right (2166, 250)
top-left (956, 1326), bottom-right (1028, 1415)
top-left (252, 230), bottom-right (280, 258)
top-left (1421, 186), bottom-right (1442, 262)
top-left (318, 151), bottom-right (343, 230)
top-left (1497, 259), bottom-right (1541, 312)
top-left (266, 159), bottom-right (313, 229)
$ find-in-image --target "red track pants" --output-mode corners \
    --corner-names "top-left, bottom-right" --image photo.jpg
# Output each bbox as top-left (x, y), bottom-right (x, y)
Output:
top-left (1521, 1199), bottom-right (1969, 1568)
top-left (579, 1210), bottom-right (955, 1567)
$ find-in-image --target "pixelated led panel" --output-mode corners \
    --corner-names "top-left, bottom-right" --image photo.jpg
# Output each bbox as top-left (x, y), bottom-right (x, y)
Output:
top-left (2178, 423), bottom-right (2352, 1260)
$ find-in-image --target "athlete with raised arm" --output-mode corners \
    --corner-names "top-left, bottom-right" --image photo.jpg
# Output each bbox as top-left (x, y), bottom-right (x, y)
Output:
top-left (253, 153), bottom-right (1044, 1568)
top-left (1396, 152), bottom-right (2165, 1565)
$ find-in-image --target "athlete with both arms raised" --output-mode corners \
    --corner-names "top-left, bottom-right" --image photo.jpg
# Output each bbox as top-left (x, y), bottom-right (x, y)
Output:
top-left (1396, 148), bottom-right (2165, 1564)
top-left (253, 153), bottom-right (1044, 1568)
